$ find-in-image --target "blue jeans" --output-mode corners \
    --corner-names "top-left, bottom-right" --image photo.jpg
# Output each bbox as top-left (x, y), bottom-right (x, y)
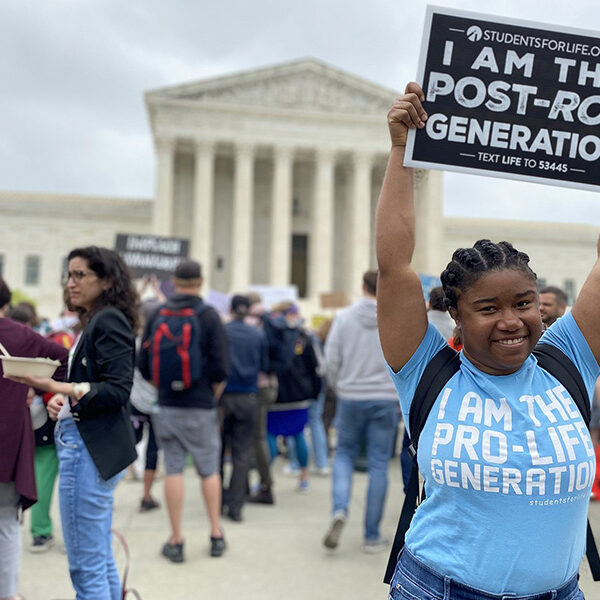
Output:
top-left (56, 418), bottom-right (124, 600)
top-left (308, 391), bottom-right (329, 469)
top-left (391, 548), bottom-right (584, 600)
top-left (332, 399), bottom-right (398, 540)
top-left (268, 431), bottom-right (308, 467)
top-left (284, 397), bottom-right (328, 470)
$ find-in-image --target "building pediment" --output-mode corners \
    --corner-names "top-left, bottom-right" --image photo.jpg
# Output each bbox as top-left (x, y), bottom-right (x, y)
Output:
top-left (146, 58), bottom-right (397, 115)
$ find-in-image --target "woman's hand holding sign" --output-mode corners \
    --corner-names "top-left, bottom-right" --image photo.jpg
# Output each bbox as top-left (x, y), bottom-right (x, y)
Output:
top-left (387, 82), bottom-right (428, 147)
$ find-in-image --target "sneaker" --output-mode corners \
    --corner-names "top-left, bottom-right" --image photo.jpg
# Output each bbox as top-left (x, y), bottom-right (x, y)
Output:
top-left (161, 540), bottom-right (184, 563)
top-left (361, 536), bottom-right (390, 554)
top-left (210, 534), bottom-right (226, 557)
top-left (282, 464), bottom-right (300, 477)
top-left (139, 497), bottom-right (160, 512)
top-left (248, 488), bottom-right (275, 505)
top-left (298, 479), bottom-right (310, 493)
top-left (314, 466), bottom-right (331, 477)
top-left (323, 515), bottom-right (345, 549)
top-left (30, 534), bottom-right (55, 553)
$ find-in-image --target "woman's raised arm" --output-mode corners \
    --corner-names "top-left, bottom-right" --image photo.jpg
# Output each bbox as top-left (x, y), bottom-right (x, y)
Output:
top-left (376, 83), bottom-right (431, 372)
top-left (570, 235), bottom-right (600, 365)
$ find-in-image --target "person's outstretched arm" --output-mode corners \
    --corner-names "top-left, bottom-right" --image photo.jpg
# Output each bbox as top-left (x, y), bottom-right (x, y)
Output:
top-left (570, 235), bottom-right (600, 365)
top-left (376, 82), bottom-right (430, 372)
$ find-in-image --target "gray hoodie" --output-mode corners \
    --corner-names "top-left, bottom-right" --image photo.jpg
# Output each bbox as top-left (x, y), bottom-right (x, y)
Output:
top-left (324, 297), bottom-right (397, 401)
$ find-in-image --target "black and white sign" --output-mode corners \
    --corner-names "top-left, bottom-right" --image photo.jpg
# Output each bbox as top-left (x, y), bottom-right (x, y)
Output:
top-left (115, 233), bottom-right (189, 279)
top-left (405, 7), bottom-right (600, 191)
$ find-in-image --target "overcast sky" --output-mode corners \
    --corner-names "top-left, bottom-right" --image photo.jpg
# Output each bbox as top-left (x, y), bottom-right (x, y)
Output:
top-left (1, 0), bottom-right (599, 225)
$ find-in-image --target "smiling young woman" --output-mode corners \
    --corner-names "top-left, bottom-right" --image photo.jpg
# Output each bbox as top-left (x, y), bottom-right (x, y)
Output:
top-left (376, 83), bottom-right (600, 600)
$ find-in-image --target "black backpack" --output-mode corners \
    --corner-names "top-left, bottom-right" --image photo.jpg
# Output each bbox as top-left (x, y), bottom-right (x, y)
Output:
top-left (144, 302), bottom-right (210, 392)
top-left (384, 343), bottom-right (600, 584)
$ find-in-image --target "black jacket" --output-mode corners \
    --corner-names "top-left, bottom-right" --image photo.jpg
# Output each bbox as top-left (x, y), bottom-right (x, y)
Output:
top-left (264, 315), bottom-right (321, 404)
top-left (138, 294), bottom-right (229, 409)
top-left (69, 307), bottom-right (137, 480)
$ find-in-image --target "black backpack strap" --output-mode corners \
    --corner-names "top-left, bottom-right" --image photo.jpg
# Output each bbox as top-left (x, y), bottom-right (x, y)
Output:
top-left (534, 343), bottom-right (600, 582)
top-left (408, 346), bottom-right (461, 454)
top-left (384, 345), bottom-right (460, 584)
top-left (384, 458), bottom-right (420, 584)
top-left (533, 344), bottom-right (591, 426)
top-left (588, 521), bottom-right (600, 582)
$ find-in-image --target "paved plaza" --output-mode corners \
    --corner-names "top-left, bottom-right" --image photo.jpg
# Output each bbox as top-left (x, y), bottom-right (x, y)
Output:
top-left (20, 457), bottom-right (600, 599)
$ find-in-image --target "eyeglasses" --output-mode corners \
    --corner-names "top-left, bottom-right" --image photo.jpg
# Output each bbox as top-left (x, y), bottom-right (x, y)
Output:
top-left (64, 270), bottom-right (96, 283)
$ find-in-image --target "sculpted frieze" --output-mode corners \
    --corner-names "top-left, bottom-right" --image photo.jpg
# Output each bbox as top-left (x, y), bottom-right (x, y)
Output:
top-left (178, 72), bottom-right (391, 114)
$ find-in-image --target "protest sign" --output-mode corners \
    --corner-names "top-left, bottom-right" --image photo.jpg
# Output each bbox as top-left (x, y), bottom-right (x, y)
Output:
top-left (248, 285), bottom-right (298, 310)
top-left (115, 233), bottom-right (189, 279)
top-left (405, 7), bottom-right (600, 191)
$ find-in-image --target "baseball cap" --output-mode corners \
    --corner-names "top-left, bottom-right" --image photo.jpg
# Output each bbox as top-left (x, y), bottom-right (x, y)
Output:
top-left (174, 260), bottom-right (202, 281)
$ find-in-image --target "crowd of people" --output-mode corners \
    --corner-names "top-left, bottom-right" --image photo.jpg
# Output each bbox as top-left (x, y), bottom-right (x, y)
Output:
top-left (2, 247), bottom-right (597, 599)
top-left (0, 247), bottom-right (405, 599)
top-left (2, 84), bottom-right (600, 600)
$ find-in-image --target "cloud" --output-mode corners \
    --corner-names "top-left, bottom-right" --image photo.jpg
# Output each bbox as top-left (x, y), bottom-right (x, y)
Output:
top-left (0, 0), bottom-right (599, 219)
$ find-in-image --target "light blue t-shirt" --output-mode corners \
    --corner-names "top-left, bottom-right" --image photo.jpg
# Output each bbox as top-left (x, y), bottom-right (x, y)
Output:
top-left (389, 312), bottom-right (599, 595)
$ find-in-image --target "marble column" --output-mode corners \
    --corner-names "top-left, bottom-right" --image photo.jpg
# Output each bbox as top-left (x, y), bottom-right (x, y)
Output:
top-left (309, 148), bottom-right (335, 300)
top-left (192, 140), bottom-right (215, 289)
top-left (269, 147), bottom-right (294, 286)
top-left (230, 143), bottom-right (255, 292)
top-left (153, 136), bottom-right (175, 235)
top-left (348, 152), bottom-right (373, 292)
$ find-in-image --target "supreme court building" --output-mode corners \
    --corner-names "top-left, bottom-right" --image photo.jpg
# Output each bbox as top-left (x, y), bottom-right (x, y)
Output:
top-left (0, 58), bottom-right (597, 318)
top-left (144, 58), bottom-right (442, 300)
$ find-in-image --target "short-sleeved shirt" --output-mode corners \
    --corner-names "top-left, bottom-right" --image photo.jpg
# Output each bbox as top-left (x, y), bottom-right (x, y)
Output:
top-left (389, 313), bottom-right (599, 595)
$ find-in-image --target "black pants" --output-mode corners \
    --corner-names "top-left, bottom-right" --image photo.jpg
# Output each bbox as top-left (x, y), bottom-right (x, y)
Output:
top-left (252, 386), bottom-right (276, 489)
top-left (220, 393), bottom-right (258, 515)
top-left (131, 406), bottom-right (159, 471)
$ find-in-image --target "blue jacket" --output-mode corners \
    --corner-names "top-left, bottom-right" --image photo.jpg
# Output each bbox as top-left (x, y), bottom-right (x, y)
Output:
top-left (224, 318), bottom-right (269, 394)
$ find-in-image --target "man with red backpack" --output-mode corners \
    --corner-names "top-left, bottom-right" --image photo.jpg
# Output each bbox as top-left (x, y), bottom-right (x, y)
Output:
top-left (138, 260), bottom-right (229, 563)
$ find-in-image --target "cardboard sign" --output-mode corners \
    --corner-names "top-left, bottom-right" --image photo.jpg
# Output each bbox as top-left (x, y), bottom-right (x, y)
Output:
top-left (405, 7), bottom-right (600, 191)
top-left (319, 291), bottom-right (349, 309)
top-left (247, 285), bottom-right (298, 310)
top-left (115, 233), bottom-right (189, 280)
top-left (205, 289), bottom-right (231, 316)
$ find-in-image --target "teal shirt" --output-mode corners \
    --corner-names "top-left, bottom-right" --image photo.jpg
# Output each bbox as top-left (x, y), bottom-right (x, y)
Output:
top-left (389, 313), bottom-right (599, 595)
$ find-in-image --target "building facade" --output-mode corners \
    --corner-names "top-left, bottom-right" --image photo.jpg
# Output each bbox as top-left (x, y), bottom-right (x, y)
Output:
top-left (144, 58), bottom-right (415, 300)
top-left (0, 59), bottom-right (596, 318)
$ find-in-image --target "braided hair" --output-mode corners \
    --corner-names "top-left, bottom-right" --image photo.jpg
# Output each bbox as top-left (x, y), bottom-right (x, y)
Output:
top-left (440, 239), bottom-right (537, 310)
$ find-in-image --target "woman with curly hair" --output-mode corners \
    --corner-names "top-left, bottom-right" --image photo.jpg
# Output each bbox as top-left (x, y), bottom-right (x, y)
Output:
top-left (377, 83), bottom-right (599, 599)
top-left (9, 246), bottom-right (139, 599)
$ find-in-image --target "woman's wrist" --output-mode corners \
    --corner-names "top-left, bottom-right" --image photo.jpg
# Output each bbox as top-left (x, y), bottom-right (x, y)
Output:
top-left (72, 382), bottom-right (91, 402)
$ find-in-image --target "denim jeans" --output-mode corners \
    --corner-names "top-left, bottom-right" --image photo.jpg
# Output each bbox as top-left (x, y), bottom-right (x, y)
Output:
top-left (56, 417), bottom-right (124, 600)
top-left (390, 548), bottom-right (584, 600)
top-left (285, 396), bottom-right (328, 471)
top-left (332, 399), bottom-right (398, 540)
top-left (0, 482), bottom-right (20, 598)
top-left (308, 391), bottom-right (329, 469)
top-left (268, 431), bottom-right (308, 467)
